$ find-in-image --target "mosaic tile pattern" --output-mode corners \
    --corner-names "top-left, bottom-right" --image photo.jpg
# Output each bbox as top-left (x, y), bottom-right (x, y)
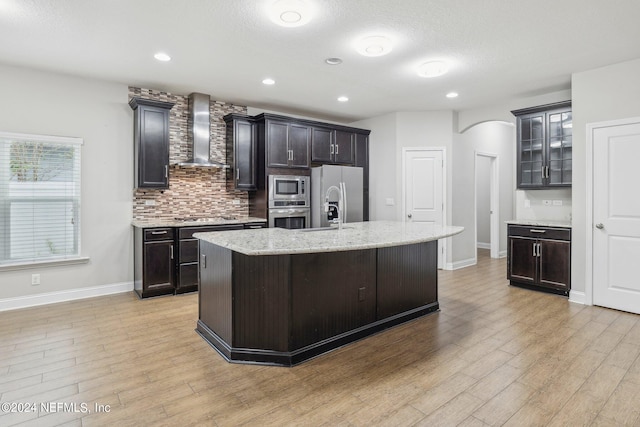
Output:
top-left (128, 87), bottom-right (249, 220)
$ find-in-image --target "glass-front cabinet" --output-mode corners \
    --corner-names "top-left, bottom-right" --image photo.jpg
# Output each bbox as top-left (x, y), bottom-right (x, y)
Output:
top-left (512, 101), bottom-right (572, 189)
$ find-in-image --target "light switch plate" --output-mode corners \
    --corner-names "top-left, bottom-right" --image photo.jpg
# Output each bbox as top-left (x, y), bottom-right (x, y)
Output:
top-left (553, 200), bottom-right (563, 206)
top-left (385, 198), bottom-right (395, 206)
top-left (543, 200), bottom-right (552, 206)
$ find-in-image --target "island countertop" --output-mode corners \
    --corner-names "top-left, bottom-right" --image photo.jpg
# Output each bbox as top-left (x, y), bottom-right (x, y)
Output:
top-left (194, 220), bottom-right (464, 255)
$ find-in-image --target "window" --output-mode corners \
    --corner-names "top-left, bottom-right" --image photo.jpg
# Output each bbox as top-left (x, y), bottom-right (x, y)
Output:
top-left (0, 131), bottom-right (82, 266)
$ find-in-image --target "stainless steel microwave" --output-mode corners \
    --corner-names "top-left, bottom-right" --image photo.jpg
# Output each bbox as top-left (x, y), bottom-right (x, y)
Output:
top-left (268, 175), bottom-right (310, 208)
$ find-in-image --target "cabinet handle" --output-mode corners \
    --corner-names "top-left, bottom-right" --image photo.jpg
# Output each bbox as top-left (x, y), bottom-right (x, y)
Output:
top-left (236, 168), bottom-right (240, 181)
top-left (165, 165), bottom-right (169, 179)
top-left (538, 243), bottom-right (542, 257)
top-left (335, 144), bottom-right (339, 155)
top-left (201, 254), bottom-right (206, 268)
top-left (533, 242), bottom-right (537, 257)
top-left (330, 144), bottom-right (334, 155)
top-left (247, 225), bottom-right (263, 229)
top-left (170, 245), bottom-right (174, 260)
top-left (151, 231), bottom-right (167, 235)
top-left (530, 229), bottom-right (546, 234)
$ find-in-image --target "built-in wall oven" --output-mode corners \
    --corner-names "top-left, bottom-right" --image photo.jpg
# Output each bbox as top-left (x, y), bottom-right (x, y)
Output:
top-left (268, 175), bottom-right (310, 229)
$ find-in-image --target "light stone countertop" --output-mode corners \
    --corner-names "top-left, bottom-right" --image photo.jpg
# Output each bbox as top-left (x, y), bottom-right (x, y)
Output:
top-left (194, 220), bottom-right (464, 256)
top-left (506, 219), bottom-right (572, 228)
top-left (132, 216), bottom-right (267, 228)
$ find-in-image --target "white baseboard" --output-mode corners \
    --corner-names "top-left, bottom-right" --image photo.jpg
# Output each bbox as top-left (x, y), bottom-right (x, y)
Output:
top-left (0, 281), bottom-right (134, 312)
top-left (569, 290), bottom-right (586, 305)
top-left (498, 250), bottom-right (507, 258)
top-left (445, 257), bottom-right (477, 271)
top-left (477, 242), bottom-right (491, 250)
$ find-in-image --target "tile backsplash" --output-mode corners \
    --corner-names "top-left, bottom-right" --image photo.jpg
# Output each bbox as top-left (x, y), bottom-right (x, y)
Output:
top-left (129, 87), bottom-right (249, 220)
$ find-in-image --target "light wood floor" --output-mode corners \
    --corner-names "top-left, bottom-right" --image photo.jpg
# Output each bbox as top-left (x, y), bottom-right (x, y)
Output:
top-left (1, 250), bottom-right (640, 426)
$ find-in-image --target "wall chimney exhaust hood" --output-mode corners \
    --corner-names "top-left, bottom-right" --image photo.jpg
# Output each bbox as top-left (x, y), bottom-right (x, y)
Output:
top-left (176, 92), bottom-right (229, 168)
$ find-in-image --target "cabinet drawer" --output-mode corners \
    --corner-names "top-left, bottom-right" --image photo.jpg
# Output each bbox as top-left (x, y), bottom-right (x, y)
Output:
top-left (178, 224), bottom-right (243, 239)
top-left (144, 228), bottom-right (174, 241)
top-left (508, 225), bottom-right (570, 241)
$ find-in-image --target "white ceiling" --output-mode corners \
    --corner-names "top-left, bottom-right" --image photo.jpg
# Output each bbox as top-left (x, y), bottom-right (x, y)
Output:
top-left (2, 0), bottom-right (640, 123)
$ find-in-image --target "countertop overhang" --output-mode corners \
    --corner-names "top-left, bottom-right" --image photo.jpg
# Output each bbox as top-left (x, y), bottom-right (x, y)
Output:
top-left (131, 216), bottom-right (267, 228)
top-left (194, 220), bottom-right (464, 255)
top-left (506, 219), bottom-right (572, 228)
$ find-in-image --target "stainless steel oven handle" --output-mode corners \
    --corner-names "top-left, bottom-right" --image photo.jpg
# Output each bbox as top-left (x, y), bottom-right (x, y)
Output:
top-left (271, 209), bottom-right (309, 214)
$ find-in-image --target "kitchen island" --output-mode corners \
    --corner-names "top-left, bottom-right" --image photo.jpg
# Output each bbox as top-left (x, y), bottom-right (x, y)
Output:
top-left (195, 221), bottom-right (463, 366)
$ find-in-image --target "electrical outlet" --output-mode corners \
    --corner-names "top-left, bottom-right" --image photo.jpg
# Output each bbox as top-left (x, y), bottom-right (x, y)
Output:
top-left (543, 200), bottom-right (552, 206)
top-left (31, 274), bottom-right (40, 286)
top-left (144, 200), bottom-right (156, 206)
top-left (233, 199), bottom-right (241, 205)
top-left (553, 200), bottom-right (563, 206)
top-left (385, 198), bottom-right (395, 206)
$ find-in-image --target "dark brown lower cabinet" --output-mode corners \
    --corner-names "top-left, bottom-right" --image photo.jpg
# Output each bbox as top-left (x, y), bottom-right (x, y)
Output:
top-left (507, 225), bottom-right (571, 296)
top-left (134, 227), bottom-right (176, 298)
top-left (196, 240), bottom-right (439, 366)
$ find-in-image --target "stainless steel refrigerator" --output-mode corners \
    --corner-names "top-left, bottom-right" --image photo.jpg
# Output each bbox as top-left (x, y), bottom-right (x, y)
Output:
top-left (311, 165), bottom-right (363, 228)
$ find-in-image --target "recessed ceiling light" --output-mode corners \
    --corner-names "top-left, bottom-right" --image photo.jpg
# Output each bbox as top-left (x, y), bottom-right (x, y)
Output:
top-left (262, 78), bottom-right (276, 85)
top-left (356, 36), bottom-right (393, 57)
top-left (268, 0), bottom-right (313, 27)
top-left (154, 52), bottom-right (171, 62)
top-left (417, 61), bottom-right (449, 78)
top-left (337, 96), bottom-right (349, 102)
top-left (446, 92), bottom-right (459, 98)
top-left (325, 57), bottom-right (343, 65)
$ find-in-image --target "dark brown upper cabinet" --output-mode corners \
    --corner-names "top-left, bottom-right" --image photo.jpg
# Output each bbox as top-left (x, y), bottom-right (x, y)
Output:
top-left (129, 97), bottom-right (175, 189)
top-left (512, 101), bottom-right (572, 189)
top-left (224, 114), bottom-right (257, 190)
top-left (311, 127), bottom-right (355, 165)
top-left (265, 119), bottom-right (310, 169)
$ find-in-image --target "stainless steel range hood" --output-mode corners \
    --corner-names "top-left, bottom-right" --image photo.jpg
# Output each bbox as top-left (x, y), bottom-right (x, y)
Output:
top-left (176, 92), bottom-right (229, 168)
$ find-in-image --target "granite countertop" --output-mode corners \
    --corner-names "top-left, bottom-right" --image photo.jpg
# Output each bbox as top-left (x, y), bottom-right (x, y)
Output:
top-left (194, 220), bottom-right (464, 256)
top-left (132, 216), bottom-right (267, 228)
top-left (506, 219), bottom-right (572, 228)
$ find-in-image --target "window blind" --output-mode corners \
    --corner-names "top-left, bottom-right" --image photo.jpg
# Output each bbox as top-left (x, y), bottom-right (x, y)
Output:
top-left (0, 131), bottom-right (82, 265)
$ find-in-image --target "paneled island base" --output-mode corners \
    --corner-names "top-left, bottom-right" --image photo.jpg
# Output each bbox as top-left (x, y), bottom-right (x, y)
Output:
top-left (196, 240), bottom-right (438, 366)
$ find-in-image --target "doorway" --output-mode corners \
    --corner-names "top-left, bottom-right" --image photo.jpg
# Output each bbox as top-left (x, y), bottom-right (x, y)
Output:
top-left (402, 148), bottom-right (446, 269)
top-left (587, 117), bottom-right (640, 314)
top-left (475, 152), bottom-right (499, 259)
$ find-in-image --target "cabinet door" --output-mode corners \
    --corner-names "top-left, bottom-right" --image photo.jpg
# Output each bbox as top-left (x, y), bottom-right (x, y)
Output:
top-left (143, 241), bottom-right (174, 290)
top-left (266, 121), bottom-right (290, 168)
top-left (517, 113), bottom-right (545, 188)
top-left (508, 236), bottom-right (537, 284)
top-left (288, 124), bottom-right (310, 168)
top-left (333, 130), bottom-right (355, 165)
top-left (547, 109), bottom-right (572, 187)
top-left (138, 106), bottom-right (170, 188)
top-left (311, 127), bottom-right (333, 163)
top-left (538, 239), bottom-right (570, 290)
top-left (234, 118), bottom-right (256, 190)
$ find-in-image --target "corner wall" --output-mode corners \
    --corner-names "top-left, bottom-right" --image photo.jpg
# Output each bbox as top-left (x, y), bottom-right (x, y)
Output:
top-left (0, 64), bottom-right (133, 302)
top-left (571, 57), bottom-right (640, 298)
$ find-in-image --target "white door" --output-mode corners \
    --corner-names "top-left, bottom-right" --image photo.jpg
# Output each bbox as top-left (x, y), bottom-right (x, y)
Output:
top-left (403, 149), bottom-right (445, 268)
top-left (593, 120), bottom-right (640, 314)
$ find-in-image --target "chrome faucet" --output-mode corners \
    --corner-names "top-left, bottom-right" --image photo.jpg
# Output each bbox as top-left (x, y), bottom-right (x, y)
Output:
top-left (324, 183), bottom-right (346, 230)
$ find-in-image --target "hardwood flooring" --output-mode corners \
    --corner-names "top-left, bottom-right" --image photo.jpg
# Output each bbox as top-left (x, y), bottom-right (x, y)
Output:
top-left (1, 249), bottom-right (640, 426)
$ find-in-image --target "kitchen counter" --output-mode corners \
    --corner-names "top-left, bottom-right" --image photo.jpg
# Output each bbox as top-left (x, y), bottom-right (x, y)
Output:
top-left (506, 219), bottom-right (572, 228)
top-left (131, 216), bottom-right (266, 228)
top-left (195, 220), bottom-right (464, 366)
top-left (194, 220), bottom-right (463, 256)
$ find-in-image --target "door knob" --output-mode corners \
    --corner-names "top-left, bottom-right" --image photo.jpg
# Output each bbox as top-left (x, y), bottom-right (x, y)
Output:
top-left (408, 213), bottom-right (412, 218)
top-left (595, 223), bottom-right (604, 229)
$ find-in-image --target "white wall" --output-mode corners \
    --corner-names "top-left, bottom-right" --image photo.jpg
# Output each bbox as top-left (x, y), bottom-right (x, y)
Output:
top-left (451, 121), bottom-right (514, 266)
top-left (0, 64), bottom-right (133, 303)
top-left (515, 188), bottom-right (572, 221)
top-left (476, 156), bottom-right (491, 246)
top-left (571, 57), bottom-right (640, 297)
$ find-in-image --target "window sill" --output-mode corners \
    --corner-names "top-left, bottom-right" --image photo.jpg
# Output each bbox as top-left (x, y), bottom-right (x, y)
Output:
top-left (0, 257), bottom-right (90, 272)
